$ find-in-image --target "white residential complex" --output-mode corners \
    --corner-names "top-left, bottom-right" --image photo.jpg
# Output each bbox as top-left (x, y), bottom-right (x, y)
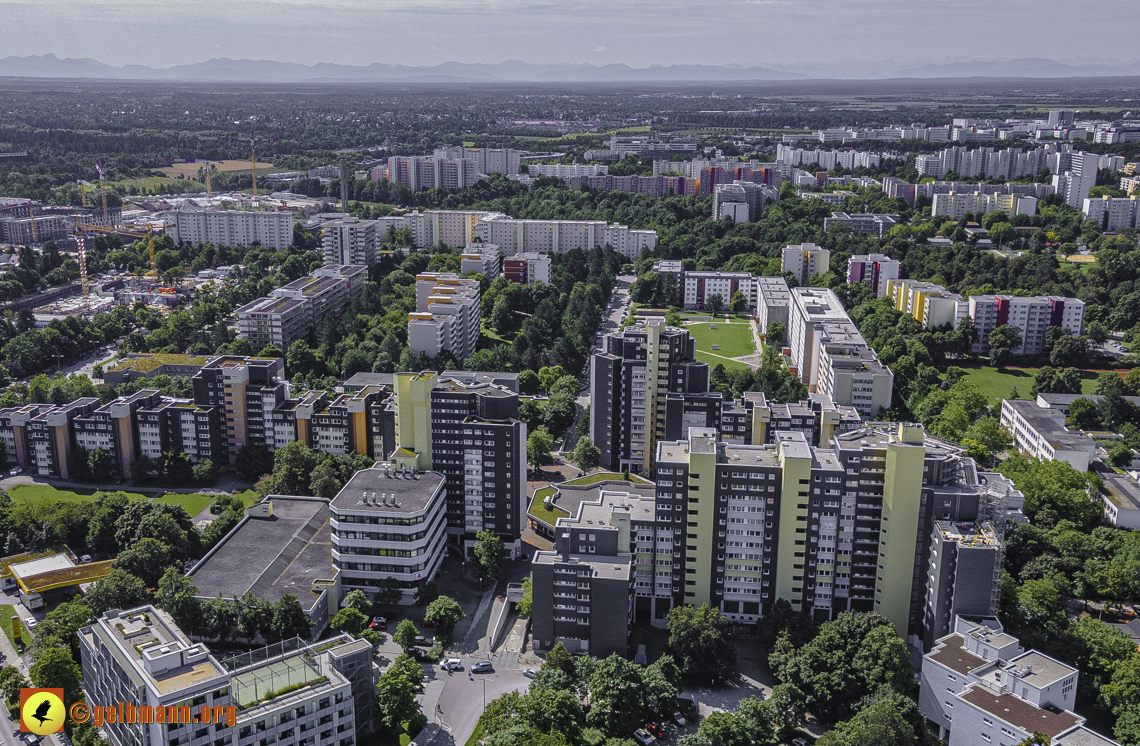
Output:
top-left (1083, 195), bottom-right (1140, 231)
top-left (846, 253), bottom-right (901, 298)
top-left (787, 287), bottom-right (893, 414)
top-left (774, 145), bottom-right (883, 170)
top-left (756, 276), bottom-right (791, 333)
top-left (931, 192), bottom-right (1038, 219)
top-left (321, 217), bottom-right (377, 267)
top-left (528, 163), bottom-right (608, 178)
top-left (460, 246), bottom-right (501, 279)
top-left (967, 295), bottom-right (1084, 355)
top-left (407, 273), bottom-right (482, 361)
top-left (681, 272), bottom-right (756, 311)
top-left (886, 279), bottom-right (968, 330)
top-left (237, 266), bottom-right (369, 351)
top-left (472, 214), bottom-right (657, 259)
top-left (166, 208), bottom-right (293, 251)
top-left (435, 146), bottom-right (523, 175)
top-left (780, 243), bottom-right (831, 284)
top-left (374, 209), bottom-right (657, 258)
top-left (999, 398), bottom-right (1096, 472)
top-left (379, 155), bottom-right (483, 191)
top-left (920, 617), bottom-right (1119, 746)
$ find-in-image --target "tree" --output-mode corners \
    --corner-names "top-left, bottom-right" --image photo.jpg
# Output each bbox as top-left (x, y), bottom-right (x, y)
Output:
top-left (342, 589), bottom-right (372, 615)
top-left (1110, 443), bottom-right (1134, 467)
top-left (541, 642), bottom-right (577, 679)
top-left (29, 646), bottom-right (83, 704)
top-left (84, 569), bottom-right (150, 616)
top-left (375, 667), bottom-right (422, 743)
top-left (413, 580), bottom-right (439, 607)
top-left (424, 595), bottom-right (466, 632)
top-left (729, 290), bottom-right (748, 314)
top-left (388, 653), bottom-right (425, 692)
top-left (271, 595), bottom-right (312, 642)
top-left (642, 654), bottom-right (683, 715)
top-left (192, 458), bottom-right (216, 484)
top-left (474, 529), bottom-right (505, 582)
top-left (115, 537), bottom-right (174, 588)
top-left (815, 687), bottom-right (928, 746)
top-left (770, 612), bottom-right (914, 725)
top-left (234, 443), bottom-right (275, 481)
top-left (585, 655), bottom-right (648, 735)
top-left (87, 448), bottom-right (114, 483)
top-left (392, 619), bottom-right (418, 651)
top-left (155, 567), bottom-right (201, 635)
top-left (705, 293), bottom-right (725, 317)
top-left (665, 604), bottom-right (737, 683)
top-left (330, 607), bottom-right (368, 636)
top-left (1085, 321), bottom-right (1110, 344)
top-left (569, 435), bottom-right (601, 472)
top-left (987, 324), bottom-right (1022, 368)
top-left (1051, 335), bottom-right (1088, 368)
top-left (765, 322), bottom-right (786, 346)
top-left (527, 428), bottom-right (555, 469)
top-left (1069, 397), bottom-right (1101, 430)
top-left (31, 601), bottom-right (91, 662)
top-left (373, 578), bottom-right (403, 608)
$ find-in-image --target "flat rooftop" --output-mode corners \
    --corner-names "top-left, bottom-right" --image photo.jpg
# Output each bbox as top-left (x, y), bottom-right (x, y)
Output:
top-left (720, 443), bottom-right (781, 468)
top-left (960, 686), bottom-right (1080, 738)
top-left (1006, 650), bottom-right (1077, 689)
top-left (189, 497), bottom-right (331, 612)
top-left (935, 521), bottom-right (1001, 548)
top-left (1054, 726), bottom-right (1125, 746)
top-left (331, 466), bottom-right (445, 514)
top-left (344, 372), bottom-right (395, 390)
top-left (1004, 399), bottom-right (1095, 452)
top-left (560, 490), bottom-right (657, 528)
top-left (531, 551), bottom-right (632, 580)
top-left (927, 634), bottom-right (987, 676)
top-left (11, 553), bottom-right (74, 578)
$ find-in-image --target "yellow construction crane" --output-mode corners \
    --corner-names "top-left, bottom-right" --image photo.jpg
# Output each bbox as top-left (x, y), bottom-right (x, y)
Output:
top-left (250, 128), bottom-right (258, 198)
top-left (28, 207), bottom-right (38, 243)
top-left (76, 229), bottom-right (90, 299)
top-left (77, 180), bottom-right (93, 207)
top-left (147, 223), bottom-right (157, 278)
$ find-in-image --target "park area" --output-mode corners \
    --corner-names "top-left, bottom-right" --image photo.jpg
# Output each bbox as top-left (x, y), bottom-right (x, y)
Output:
top-left (959, 366), bottom-right (1103, 404)
top-left (5, 483), bottom-right (259, 515)
top-left (684, 319), bottom-right (757, 372)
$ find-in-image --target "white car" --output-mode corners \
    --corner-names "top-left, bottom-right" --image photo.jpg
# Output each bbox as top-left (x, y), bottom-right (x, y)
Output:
top-left (24, 617), bottom-right (37, 630)
top-left (522, 668), bottom-right (537, 679)
top-left (439, 658), bottom-right (462, 672)
top-left (633, 730), bottom-right (654, 746)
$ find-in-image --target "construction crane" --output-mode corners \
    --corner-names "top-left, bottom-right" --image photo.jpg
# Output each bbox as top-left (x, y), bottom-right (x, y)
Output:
top-left (28, 207), bottom-right (38, 243)
top-left (250, 127), bottom-right (259, 198)
top-left (76, 230), bottom-right (90, 300)
top-left (77, 180), bottom-right (93, 207)
top-left (147, 222), bottom-right (157, 279)
top-left (96, 162), bottom-right (110, 227)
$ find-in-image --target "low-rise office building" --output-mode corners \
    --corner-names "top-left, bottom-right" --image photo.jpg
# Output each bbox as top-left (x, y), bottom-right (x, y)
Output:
top-left (1000, 398), bottom-right (1096, 471)
top-left (823, 212), bottom-right (900, 238)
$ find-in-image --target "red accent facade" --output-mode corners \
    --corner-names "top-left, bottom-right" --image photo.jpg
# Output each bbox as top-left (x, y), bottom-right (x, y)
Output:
top-left (503, 258), bottom-right (528, 283)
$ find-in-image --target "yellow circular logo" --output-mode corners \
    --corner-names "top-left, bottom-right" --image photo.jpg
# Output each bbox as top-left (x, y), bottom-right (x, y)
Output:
top-left (22, 690), bottom-right (65, 735)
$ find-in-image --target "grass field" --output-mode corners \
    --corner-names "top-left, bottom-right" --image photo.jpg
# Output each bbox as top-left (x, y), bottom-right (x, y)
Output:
top-left (8, 484), bottom-right (151, 504)
top-left (0, 605), bottom-right (17, 644)
top-left (685, 320), bottom-right (756, 372)
top-left (154, 493), bottom-right (216, 515)
top-left (156, 160), bottom-right (281, 178)
top-left (960, 366), bottom-right (1101, 404)
top-left (108, 176), bottom-right (207, 193)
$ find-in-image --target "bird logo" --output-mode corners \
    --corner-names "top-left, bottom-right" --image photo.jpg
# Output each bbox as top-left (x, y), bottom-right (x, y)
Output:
top-left (20, 689), bottom-right (65, 735)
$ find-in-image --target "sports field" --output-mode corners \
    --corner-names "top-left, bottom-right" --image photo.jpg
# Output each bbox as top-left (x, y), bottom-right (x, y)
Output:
top-left (960, 366), bottom-right (1101, 404)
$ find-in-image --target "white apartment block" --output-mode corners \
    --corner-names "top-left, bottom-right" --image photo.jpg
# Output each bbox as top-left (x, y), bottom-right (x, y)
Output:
top-left (503, 252), bottom-right (552, 284)
top-left (967, 295), bottom-right (1084, 356)
top-left (383, 156), bottom-right (482, 191)
top-left (756, 276), bottom-right (791, 333)
top-left (924, 292), bottom-right (969, 329)
top-left (774, 145), bottom-right (882, 170)
top-left (814, 323), bottom-right (894, 415)
top-left (781, 243), bottom-right (831, 285)
top-left (408, 273), bottom-right (481, 361)
top-left (931, 192), bottom-right (1038, 220)
top-left (920, 618), bottom-right (1118, 746)
top-left (236, 296), bottom-right (312, 352)
top-left (528, 164), bottom-right (608, 178)
top-left (1053, 170), bottom-right (1095, 209)
top-left (435, 146), bottom-right (522, 175)
top-left (80, 606), bottom-right (364, 746)
top-left (376, 209), bottom-right (493, 248)
top-left (712, 184), bottom-right (750, 223)
top-left (999, 399), bottom-right (1096, 472)
top-left (321, 217), bottom-right (377, 267)
top-left (681, 272), bottom-right (756, 311)
top-left (846, 253), bottom-right (901, 298)
top-left (460, 246), bottom-right (501, 279)
top-left (167, 208), bottom-right (293, 251)
top-left (1082, 195), bottom-right (1139, 231)
top-left (472, 215), bottom-right (657, 259)
top-left (787, 287), bottom-right (851, 388)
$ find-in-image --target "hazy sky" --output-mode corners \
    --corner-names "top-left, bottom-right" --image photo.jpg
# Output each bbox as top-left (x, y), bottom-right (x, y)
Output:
top-left (3, 0), bottom-right (1139, 69)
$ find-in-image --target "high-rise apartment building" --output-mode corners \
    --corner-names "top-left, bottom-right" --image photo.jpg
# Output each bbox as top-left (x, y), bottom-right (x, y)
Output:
top-left (192, 356), bottom-right (288, 462)
top-left (383, 155), bottom-right (482, 191)
top-left (931, 191), bottom-right (1038, 219)
top-left (237, 266), bottom-right (368, 352)
top-left (473, 214), bottom-right (658, 259)
top-left (967, 295), bottom-right (1084, 355)
top-left (846, 253), bottom-right (901, 298)
top-left (1082, 195), bottom-right (1140, 231)
top-left (407, 273), bottom-right (482, 362)
top-left (822, 212), bottom-right (900, 238)
top-left (321, 217), bottom-right (378, 267)
top-left (590, 320), bottom-right (698, 474)
top-left (786, 287), bottom-right (849, 385)
top-left (166, 208), bottom-right (294, 251)
top-left (389, 371), bottom-right (527, 554)
top-left (503, 252), bottom-right (552, 284)
top-left (780, 243), bottom-right (831, 284)
top-left (756, 276), bottom-right (791, 333)
top-left (459, 246), bottom-right (501, 279)
top-left (436, 146), bottom-right (523, 175)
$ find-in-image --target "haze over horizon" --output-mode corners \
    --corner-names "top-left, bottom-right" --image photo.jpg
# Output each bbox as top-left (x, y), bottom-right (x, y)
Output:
top-left (3, 0), bottom-right (1139, 72)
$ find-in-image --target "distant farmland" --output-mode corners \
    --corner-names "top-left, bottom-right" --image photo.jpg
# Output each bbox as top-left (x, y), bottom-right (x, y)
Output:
top-left (156, 160), bottom-right (282, 178)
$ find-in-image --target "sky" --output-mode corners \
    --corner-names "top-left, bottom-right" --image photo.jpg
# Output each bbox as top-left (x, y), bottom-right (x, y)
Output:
top-left (2, 0), bottom-right (1139, 70)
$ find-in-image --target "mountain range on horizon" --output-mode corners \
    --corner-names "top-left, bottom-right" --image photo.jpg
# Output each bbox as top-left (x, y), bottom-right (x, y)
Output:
top-left (2, 54), bottom-right (1140, 83)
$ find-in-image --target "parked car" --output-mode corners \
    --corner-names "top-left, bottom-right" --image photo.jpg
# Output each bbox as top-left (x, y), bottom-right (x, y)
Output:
top-left (791, 739), bottom-right (810, 746)
top-left (522, 668), bottom-right (537, 679)
top-left (439, 658), bottom-right (462, 672)
top-left (471, 661), bottom-right (493, 673)
top-left (79, 554), bottom-right (93, 564)
top-left (421, 619), bottom-right (440, 628)
top-left (414, 635), bottom-right (430, 645)
top-left (632, 729), bottom-right (654, 746)
top-left (672, 711), bottom-right (686, 726)
top-left (644, 723), bottom-right (665, 738)
top-left (24, 617), bottom-right (37, 630)
top-left (369, 618), bottom-right (386, 631)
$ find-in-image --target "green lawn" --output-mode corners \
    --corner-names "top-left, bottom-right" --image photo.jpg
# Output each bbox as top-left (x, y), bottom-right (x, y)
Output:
top-left (527, 487), bottom-right (566, 527)
top-left (0, 605), bottom-right (17, 644)
top-left (7, 484), bottom-right (151, 504)
top-left (960, 366), bottom-right (1101, 404)
top-left (562, 472), bottom-right (633, 487)
top-left (686, 322), bottom-right (756, 359)
top-left (154, 493), bottom-right (216, 515)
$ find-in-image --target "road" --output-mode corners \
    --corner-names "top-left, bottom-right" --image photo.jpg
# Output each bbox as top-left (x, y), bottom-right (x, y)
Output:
top-left (565, 274), bottom-right (634, 453)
